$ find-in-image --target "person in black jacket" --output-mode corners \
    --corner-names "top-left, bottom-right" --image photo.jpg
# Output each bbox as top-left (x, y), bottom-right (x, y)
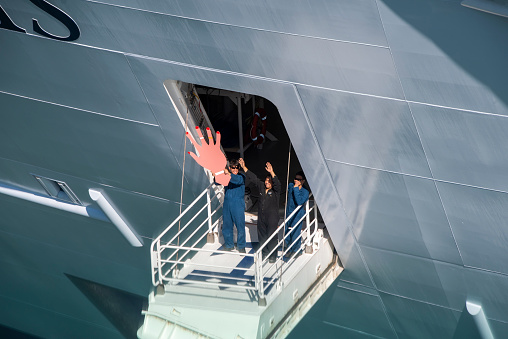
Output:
top-left (239, 158), bottom-right (281, 263)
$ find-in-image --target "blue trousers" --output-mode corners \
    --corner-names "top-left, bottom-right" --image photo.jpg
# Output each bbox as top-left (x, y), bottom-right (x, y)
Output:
top-left (222, 200), bottom-right (246, 249)
top-left (284, 212), bottom-right (303, 253)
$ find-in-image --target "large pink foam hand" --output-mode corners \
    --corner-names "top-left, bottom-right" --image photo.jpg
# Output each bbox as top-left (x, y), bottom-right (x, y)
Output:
top-left (186, 126), bottom-right (225, 172)
top-left (186, 126), bottom-right (230, 186)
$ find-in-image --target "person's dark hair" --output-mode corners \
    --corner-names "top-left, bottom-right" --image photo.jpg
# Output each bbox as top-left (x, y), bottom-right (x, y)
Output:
top-left (265, 174), bottom-right (273, 187)
top-left (228, 159), bottom-right (239, 168)
top-left (295, 171), bottom-right (306, 182)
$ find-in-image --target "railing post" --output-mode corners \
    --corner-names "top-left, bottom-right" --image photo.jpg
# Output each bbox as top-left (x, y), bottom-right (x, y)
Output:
top-left (257, 251), bottom-right (266, 306)
top-left (206, 189), bottom-right (214, 243)
top-left (314, 200), bottom-right (318, 234)
top-left (156, 240), bottom-right (162, 285)
top-left (305, 199), bottom-right (313, 254)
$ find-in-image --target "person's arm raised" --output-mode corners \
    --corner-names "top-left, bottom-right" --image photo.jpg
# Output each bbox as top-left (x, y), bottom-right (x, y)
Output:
top-left (293, 185), bottom-right (309, 205)
top-left (265, 162), bottom-right (276, 178)
top-left (239, 158), bottom-right (248, 173)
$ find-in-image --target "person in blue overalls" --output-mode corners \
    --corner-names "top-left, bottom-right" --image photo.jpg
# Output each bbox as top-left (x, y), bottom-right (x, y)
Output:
top-left (219, 159), bottom-right (246, 253)
top-left (284, 171), bottom-right (309, 256)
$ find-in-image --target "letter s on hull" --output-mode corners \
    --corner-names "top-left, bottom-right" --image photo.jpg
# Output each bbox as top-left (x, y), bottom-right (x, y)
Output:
top-left (29, 0), bottom-right (80, 41)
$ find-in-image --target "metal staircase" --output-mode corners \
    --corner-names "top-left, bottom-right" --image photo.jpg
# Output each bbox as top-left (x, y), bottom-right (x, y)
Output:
top-left (138, 184), bottom-right (342, 339)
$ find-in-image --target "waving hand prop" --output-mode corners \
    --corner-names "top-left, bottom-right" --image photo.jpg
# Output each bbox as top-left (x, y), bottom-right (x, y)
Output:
top-left (186, 126), bottom-right (231, 186)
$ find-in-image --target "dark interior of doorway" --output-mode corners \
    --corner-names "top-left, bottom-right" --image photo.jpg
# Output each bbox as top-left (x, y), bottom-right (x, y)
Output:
top-left (195, 85), bottom-right (305, 216)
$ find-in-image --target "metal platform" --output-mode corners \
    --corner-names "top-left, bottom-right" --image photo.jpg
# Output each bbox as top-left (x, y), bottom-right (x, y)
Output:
top-left (138, 234), bottom-right (340, 339)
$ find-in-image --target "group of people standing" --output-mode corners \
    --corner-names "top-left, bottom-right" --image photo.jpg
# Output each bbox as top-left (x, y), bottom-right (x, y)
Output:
top-left (216, 158), bottom-right (309, 263)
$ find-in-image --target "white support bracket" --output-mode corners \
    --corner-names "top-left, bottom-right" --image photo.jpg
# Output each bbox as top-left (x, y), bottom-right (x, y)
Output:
top-left (89, 189), bottom-right (143, 247)
top-left (466, 301), bottom-right (494, 339)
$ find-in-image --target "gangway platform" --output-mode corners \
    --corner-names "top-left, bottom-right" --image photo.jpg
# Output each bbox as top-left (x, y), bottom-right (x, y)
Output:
top-left (139, 235), bottom-right (340, 339)
top-left (138, 184), bottom-right (342, 339)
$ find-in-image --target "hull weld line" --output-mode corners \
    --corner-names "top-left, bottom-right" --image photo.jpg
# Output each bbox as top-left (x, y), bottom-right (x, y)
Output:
top-left (82, 0), bottom-right (389, 48)
top-left (0, 90), bottom-right (159, 127)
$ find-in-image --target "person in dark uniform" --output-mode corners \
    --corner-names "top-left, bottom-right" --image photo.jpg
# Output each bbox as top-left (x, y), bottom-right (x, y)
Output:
top-left (284, 171), bottom-right (309, 256)
top-left (239, 158), bottom-right (281, 263)
top-left (218, 159), bottom-right (246, 253)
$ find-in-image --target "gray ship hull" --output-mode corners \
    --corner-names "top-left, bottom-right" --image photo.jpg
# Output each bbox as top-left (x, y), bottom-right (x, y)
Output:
top-left (1, 0), bottom-right (508, 338)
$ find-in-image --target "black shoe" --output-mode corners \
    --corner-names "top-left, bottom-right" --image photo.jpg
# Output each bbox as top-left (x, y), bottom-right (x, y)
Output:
top-left (269, 257), bottom-right (276, 264)
top-left (237, 248), bottom-right (246, 253)
top-left (222, 247), bottom-right (234, 252)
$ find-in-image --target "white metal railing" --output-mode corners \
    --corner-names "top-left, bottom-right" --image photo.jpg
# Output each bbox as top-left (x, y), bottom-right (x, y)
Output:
top-left (150, 185), bottom-right (319, 301)
top-left (150, 183), bottom-right (222, 286)
top-left (251, 194), bottom-right (318, 298)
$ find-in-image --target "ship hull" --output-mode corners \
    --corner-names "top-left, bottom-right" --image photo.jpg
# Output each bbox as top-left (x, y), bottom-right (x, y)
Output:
top-left (1, 0), bottom-right (508, 338)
